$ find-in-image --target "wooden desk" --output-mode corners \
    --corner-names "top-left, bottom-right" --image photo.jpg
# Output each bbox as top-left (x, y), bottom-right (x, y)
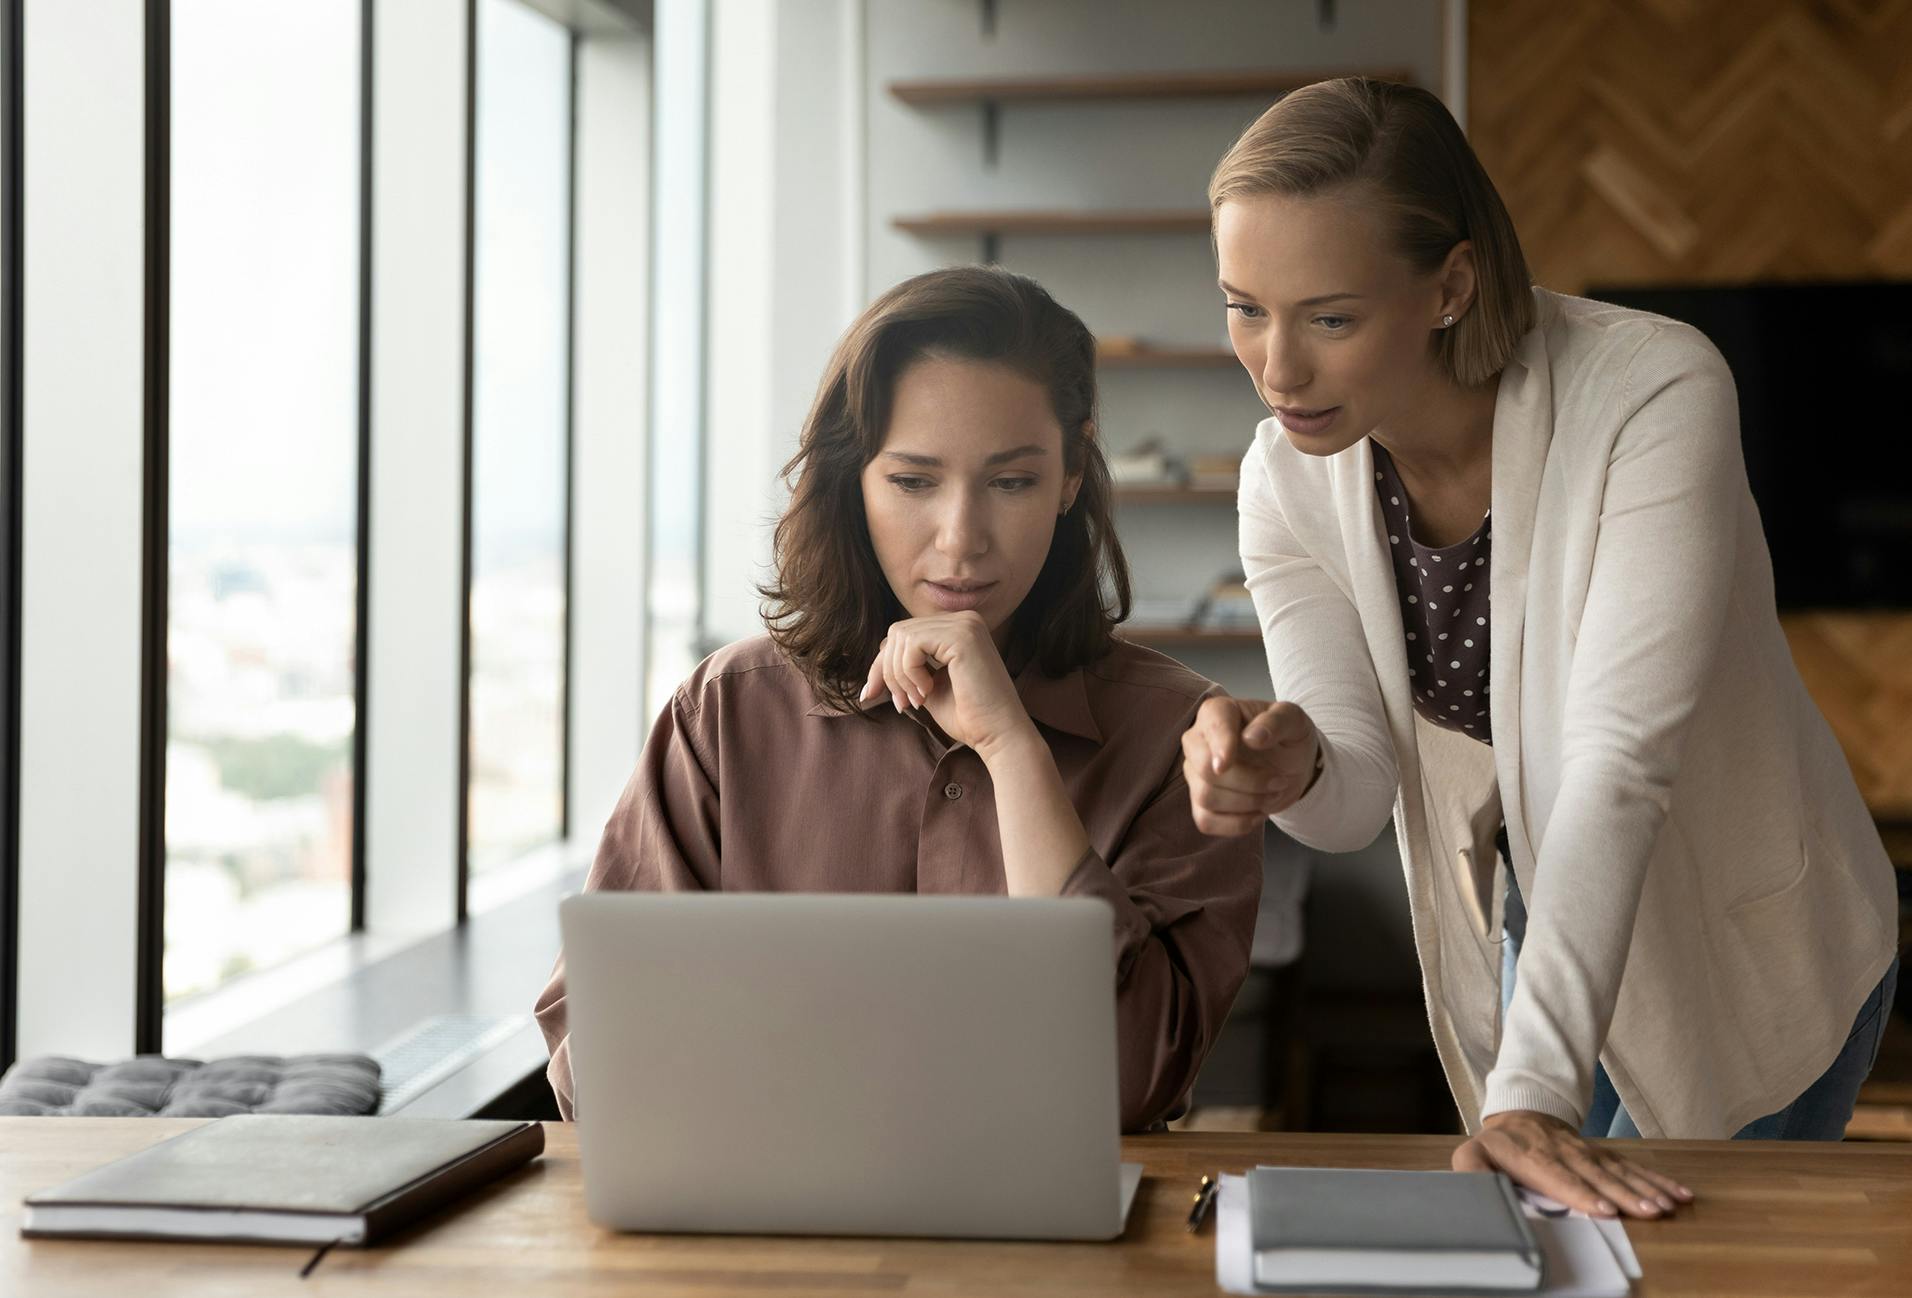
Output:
top-left (4, 1119), bottom-right (1908, 1296)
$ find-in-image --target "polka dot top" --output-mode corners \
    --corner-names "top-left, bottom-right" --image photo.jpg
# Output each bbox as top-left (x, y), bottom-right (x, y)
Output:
top-left (1373, 444), bottom-right (1492, 744)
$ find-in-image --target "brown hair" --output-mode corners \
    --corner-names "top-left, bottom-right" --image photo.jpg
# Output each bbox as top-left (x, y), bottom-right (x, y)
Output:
top-left (760, 266), bottom-right (1131, 714)
top-left (1209, 77), bottom-right (1533, 386)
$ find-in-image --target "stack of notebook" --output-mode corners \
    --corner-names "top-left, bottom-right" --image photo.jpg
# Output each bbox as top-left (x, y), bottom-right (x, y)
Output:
top-left (1213, 1166), bottom-right (1637, 1296)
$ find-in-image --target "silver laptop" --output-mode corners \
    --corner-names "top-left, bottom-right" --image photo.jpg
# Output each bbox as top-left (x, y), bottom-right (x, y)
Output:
top-left (558, 892), bottom-right (1140, 1240)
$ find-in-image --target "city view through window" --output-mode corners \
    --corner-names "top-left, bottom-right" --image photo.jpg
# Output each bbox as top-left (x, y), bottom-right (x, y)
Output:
top-left (164, 1), bottom-right (361, 1003)
top-left (468, 0), bottom-right (572, 877)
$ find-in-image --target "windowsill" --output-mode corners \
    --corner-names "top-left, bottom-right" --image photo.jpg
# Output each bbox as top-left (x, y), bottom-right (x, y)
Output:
top-left (164, 928), bottom-right (429, 1057)
top-left (165, 850), bottom-right (592, 1117)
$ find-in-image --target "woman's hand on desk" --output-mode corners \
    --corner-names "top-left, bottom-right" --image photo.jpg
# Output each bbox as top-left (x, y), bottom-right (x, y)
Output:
top-left (1181, 697), bottom-right (1320, 835)
top-left (859, 612), bottom-right (1034, 757)
top-left (1452, 1109), bottom-right (1694, 1219)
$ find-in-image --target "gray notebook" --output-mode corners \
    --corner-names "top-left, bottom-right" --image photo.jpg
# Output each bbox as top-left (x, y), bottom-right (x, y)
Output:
top-left (1247, 1167), bottom-right (1543, 1293)
top-left (21, 1114), bottom-right (544, 1246)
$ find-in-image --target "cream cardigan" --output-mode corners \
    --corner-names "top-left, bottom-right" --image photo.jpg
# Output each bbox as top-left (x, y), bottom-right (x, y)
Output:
top-left (1242, 287), bottom-right (1898, 1139)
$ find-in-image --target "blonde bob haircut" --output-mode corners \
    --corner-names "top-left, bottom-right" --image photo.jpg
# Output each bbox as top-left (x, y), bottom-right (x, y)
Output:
top-left (1209, 77), bottom-right (1534, 388)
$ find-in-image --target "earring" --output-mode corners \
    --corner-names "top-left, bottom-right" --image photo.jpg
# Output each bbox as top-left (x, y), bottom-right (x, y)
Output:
top-left (1441, 314), bottom-right (1455, 328)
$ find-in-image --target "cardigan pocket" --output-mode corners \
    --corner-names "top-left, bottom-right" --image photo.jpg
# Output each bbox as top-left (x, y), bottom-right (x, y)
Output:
top-left (1721, 835), bottom-right (1810, 917)
top-left (1715, 827), bottom-right (1886, 1089)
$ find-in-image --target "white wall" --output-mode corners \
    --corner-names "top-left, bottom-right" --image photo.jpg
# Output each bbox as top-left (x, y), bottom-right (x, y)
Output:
top-left (363, 0), bottom-right (471, 936)
top-left (700, 0), bottom-right (865, 647)
top-left (568, 32), bottom-right (653, 837)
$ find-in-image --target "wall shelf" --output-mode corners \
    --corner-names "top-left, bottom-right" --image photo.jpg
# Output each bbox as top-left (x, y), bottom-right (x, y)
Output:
top-left (1114, 485), bottom-right (1237, 505)
top-left (894, 210), bottom-right (1209, 237)
top-left (887, 68), bottom-right (1413, 106)
top-left (1121, 626), bottom-right (1261, 648)
top-left (1097, 345), bottom-right (1237, 370)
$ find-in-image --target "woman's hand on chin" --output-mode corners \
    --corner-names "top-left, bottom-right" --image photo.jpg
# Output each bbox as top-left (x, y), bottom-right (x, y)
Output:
top-left (1452, 1109), bottom-right (1693, 1219)
top-left (859, 611), bottom-right (1035, 757)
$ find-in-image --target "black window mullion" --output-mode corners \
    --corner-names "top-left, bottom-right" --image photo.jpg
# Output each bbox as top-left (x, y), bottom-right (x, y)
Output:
top-left (454, 0), bottom-right (478, 923)
top-left (559, 30), bottom-right (578, 843)
top-left (351, 0), bottom-right (374, 933)
top-left (135, 0), bottom-right (172, 1055)
top-left (0, 0), bottom-right (25, 1074)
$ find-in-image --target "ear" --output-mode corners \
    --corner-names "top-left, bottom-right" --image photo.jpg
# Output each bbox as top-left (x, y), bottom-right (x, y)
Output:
top-left (1060, 421), bottom-right (1091, 515)
top-left (1435, 240), bottom-right (1479, 325)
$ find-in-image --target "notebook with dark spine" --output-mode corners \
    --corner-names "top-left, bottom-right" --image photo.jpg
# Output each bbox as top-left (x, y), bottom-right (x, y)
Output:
top-left (1247, 1166), bottom-right (1544, 1293)
top-left (20, 1114), bottom-right (544, 1246)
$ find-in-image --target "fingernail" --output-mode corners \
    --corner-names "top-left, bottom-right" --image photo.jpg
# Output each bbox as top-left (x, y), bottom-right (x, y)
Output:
top-left (1639, 1198), bottom-right (1661, 1215)
top-left (1677, 1186), bottom-right (1694, 1199)
top-left (1657, 1195), bottom-right (1675, 1211)
top-left (1595, 1201), bottom-right (1617, 1216)
top-left (1211, 754), bottom-right (1223, 775)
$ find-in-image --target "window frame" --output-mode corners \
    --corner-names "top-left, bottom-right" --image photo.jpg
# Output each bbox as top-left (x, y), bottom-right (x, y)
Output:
top-left (133, 0), bottom-right (170, 1054)
top-left (0, 0), bottom-right (23, 1073)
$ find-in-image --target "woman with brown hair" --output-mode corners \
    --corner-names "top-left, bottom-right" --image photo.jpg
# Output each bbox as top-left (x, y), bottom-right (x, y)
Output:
top-left (537, 266), bottom-right (1262, 1131)
top-left (1183, 76), bottom-right (1897, 1215)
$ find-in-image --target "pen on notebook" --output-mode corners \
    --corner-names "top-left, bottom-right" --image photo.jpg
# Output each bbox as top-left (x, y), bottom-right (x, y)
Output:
top-left (1186, 1174), bottom-right (1219, 1232)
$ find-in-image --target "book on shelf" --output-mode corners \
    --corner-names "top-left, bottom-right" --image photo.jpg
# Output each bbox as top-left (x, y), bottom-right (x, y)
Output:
top-left (1128, 596), bottom-right (1202, 630)
top-left (1193, 573), bottom-right (1257, 631)
top-left (1108, 436), bottom-right (1185, 488)
top-left (1185, 452), bottom-right (1241, 492)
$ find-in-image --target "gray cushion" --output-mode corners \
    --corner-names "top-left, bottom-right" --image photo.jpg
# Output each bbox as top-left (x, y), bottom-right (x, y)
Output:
top-left (0, 1054), bottom-right (381, 1117)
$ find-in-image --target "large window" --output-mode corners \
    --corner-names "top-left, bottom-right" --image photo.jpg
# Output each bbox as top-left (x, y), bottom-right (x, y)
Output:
top-left (467, 0), bottom-right (573, 879)
top-left (164, 1), bottom-right (361, 1004)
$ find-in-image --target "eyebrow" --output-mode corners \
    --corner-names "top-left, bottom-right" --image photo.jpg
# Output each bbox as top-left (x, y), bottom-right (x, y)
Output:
top-left (881, 445), bottom-right (1049, 468)
top-left (1218, 279), bottom-right (1366, 307)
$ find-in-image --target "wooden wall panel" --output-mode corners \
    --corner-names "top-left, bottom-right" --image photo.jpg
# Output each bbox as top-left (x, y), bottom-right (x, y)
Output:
top-left (1783, 615), bottom-right (1912, 823)
top-left (1469, 0), bottom-right (1912, 291)
top-left (1469, 1), bottom-right (1912, 825)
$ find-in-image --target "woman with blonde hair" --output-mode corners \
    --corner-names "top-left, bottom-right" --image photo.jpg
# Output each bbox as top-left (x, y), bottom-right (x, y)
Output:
top-left (1183, 77), bottom-right (1898, 1216)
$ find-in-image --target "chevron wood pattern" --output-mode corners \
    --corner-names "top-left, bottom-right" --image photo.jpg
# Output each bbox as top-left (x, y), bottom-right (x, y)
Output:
top-left (1782, 614), bottom-right (1912, 825)
top-left (1469, 2), bottom-right (1912, 820)
top-left (1468, 0), bottom-right (1912, 291)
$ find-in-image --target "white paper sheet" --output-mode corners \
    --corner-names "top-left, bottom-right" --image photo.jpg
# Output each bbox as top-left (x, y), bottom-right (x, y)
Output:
top-left (1517, 1188), bottom-right (1642, 1279)
top-left (1119, 1162), bottom-right (1144, 1226)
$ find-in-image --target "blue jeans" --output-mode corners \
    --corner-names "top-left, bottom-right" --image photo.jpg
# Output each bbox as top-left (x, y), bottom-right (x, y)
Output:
top-left (1499, 861), bottom-right (1898, 1140)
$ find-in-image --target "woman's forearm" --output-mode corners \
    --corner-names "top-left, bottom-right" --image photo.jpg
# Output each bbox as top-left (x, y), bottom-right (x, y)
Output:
top-left (976, 723), bottom-right (1092, 897)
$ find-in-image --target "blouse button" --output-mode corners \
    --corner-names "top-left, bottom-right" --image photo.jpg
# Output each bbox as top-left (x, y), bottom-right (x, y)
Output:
top-left (943, 782), bottom-right (964, 801)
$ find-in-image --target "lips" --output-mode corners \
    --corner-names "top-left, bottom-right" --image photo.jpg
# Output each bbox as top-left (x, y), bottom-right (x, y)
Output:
top-left (923, 579), bottom-right (995, 612)
top-left (1274, 405), bottom-right (1341, 437)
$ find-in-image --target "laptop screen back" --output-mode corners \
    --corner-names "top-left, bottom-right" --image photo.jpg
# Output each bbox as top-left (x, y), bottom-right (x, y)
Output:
top-left (559, 892), bottom-right (1124, 1240)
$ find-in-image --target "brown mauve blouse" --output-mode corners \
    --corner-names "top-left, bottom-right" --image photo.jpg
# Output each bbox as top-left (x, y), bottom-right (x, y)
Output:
top-left (534, 634), bottom-right (1263, 1131)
